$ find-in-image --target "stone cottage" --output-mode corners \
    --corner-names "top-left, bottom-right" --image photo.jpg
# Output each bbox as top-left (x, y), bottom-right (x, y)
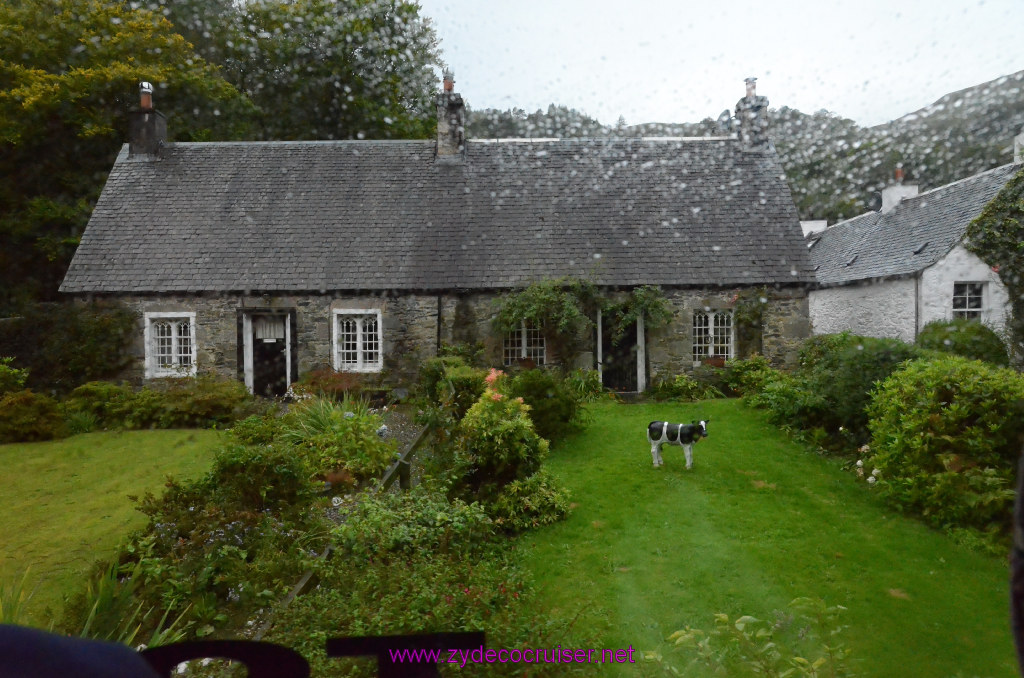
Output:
top-left (808, 159), bottom-right (1022, 343)
top-left (60, 76), bottom-right (813, 396)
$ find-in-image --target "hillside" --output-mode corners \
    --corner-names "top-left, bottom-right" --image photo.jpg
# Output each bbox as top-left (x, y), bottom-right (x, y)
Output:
top-left (466, 70), bottom-right (1024, 222)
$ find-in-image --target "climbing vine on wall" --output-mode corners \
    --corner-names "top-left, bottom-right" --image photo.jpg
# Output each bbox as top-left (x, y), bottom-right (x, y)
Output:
top-left (493, 280), bottom-right (675, 358)
top-left (603, 285), bottom-right (673, 345)
top-left (964, 166), bottom-right (1024, 358)
top-left (492, 278), bottom-right (597, 346)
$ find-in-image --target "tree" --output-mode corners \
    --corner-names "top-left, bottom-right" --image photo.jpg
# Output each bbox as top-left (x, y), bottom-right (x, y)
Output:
top-left (964, 166), bottom-right (1024, 359)
top-left (158, 0), bottom-right (443, 141)
top-left (0, 0), bottom-right (253, 310)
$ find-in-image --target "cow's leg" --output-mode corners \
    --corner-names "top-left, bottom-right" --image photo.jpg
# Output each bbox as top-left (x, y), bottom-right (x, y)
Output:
top-left (650, 442), bottom-right (662, 467)
top-left (684, 443), bottom-right (693, 470)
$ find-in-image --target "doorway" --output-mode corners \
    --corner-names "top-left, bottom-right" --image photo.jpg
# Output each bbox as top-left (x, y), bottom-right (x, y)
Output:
top-left (239, 310), bottom-right (296, 397)
top-left (600, 319), bottom-right (638, 392)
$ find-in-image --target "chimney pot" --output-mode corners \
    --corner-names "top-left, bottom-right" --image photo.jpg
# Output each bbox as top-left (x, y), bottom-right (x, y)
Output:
top-left (129, 81), bottom-right (166, 157)
top-left (736, 77), bottom-right (769, 151)
top-left (139, 81), bottom-right (154, 110)
top-left (436, 70), bottom-right (465, 157)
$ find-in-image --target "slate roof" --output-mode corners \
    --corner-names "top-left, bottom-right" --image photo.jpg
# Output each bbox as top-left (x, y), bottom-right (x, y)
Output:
top-left (809, 162), bottom-right (1022, 287)
top-left (61, 137), bottom-right (813, 294)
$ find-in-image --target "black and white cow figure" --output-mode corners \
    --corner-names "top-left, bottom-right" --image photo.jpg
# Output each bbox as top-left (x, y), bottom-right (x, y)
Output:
top-left (647, 419), bottom-right (709, 469)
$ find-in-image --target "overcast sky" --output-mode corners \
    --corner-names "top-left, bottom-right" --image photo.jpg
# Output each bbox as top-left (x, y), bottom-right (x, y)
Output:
top-left (415, 0), bottom-right (1024, 128)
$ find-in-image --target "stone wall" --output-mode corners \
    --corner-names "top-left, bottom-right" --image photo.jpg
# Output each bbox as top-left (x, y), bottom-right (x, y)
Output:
top-left (106, 284), bottom-right (809, 391)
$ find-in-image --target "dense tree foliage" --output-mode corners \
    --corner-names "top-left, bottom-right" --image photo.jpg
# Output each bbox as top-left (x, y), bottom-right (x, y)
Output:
top-left (156, 0), bottom-right (442, 140)
top-left (965, 166), bottom-right (1024, 358)
top-left (0, 0), bottom-right (252, 310)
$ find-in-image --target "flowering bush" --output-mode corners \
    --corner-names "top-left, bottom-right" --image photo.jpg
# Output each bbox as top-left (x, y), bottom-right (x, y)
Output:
top-left (454, 383), bottom-right (549, 504)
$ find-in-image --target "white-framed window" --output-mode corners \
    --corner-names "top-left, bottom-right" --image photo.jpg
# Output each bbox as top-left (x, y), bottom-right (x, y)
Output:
top-left (693, 310), bottom-right (734, 362)
top-left (332, 309), bottom-right (383, 372)
top-left (503, 320), bottom-right (546, 366)
top-left (144, 311), bottom-right (196, 378)
top-left (952, 282), bottom-right (985, 320)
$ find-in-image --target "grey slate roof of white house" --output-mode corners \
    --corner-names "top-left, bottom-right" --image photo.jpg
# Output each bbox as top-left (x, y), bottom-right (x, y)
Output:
top-left (809, 162), bottom-right (1022, 287)
top-left (61, 94), bottom-right (813, 294)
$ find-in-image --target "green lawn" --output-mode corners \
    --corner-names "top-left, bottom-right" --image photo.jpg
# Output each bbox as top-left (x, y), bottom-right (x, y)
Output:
top-left (520, 399), bottom-right (1015, 677)
top-left (0, 429), bottom-right (221, 626)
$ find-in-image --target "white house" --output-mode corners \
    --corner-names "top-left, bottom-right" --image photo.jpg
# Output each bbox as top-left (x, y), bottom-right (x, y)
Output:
top-left (808, 162), bottom-right (1021, 343)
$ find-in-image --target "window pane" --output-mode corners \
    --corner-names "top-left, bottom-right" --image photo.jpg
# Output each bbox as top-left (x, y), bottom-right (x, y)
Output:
top-left (176, 321), bottom-right (192, 367)
top-left (525, 323), bottom-right (545, 365)
top-left (503, 329), bottom-right (522, 366)
top-left (363, 317), bottom-right (380, 366)
top-left (712, 312), bottom-right (733, 359)
top-left (155, 321), bottom-right (173, 367)
top-left (692, 312), bottom-right (710, 360)
top-left (339, 318), bottom-right (359, 365)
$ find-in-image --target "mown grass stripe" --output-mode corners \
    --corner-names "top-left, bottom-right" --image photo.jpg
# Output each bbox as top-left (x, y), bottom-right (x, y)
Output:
top-left (520, 399), bottom-right (1015, 676)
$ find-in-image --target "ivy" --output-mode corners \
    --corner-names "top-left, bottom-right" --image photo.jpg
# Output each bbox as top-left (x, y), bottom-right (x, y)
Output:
top-left (964, 166), bottom-right (1024, 355)
top-left (492, 278), bottom-right (596, 337)
top-left (493, 280), bottom-right (674, 356)
top-left (604, 285), bottom-right (673, 345)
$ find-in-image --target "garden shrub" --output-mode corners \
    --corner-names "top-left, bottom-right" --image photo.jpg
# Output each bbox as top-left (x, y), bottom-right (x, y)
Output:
top-left (64, 381), bottom-right (136, 427)
top-left (333, 490), bottom-right (496, 559)
top-left (489, 468), bottom-right (571, 532)
top-left (916, 318), bottom-right (1009, 366)
top-left (721, 354), bottom-right (777, 396)
top-left (292, 367), bottom-right (365, 400)
top-left (65, 377), bottom-right (256, 430)
top-left (648, 372), bottom-right (723, 402)
top-left (796, 331), bottom-right (859, 371)
top-left (228, 413), bottom-right (284, 446)
top-left (809, 335), bottom-right (922, 444)
top-left (866, 355), bottom-right (1024, 536)
top-left (281, 395), bottom-right (396, 480)
top-left (98, 445), bottom-right (327, 640)
top-left (438, 341), bottom-right (487, 367)
top-left (437, 363), bottom-right (488, 420)
top-left (0, 389), bottom-right (67, 443)
top-left (0, 303), bottom-right (133, 395)
top-left (146, 376), bottom-right (255, 428)
top-left (749, 334), bottom-right (922, 447)
top-left (506, 368), bottom-right (581, 442)
top-left (454, 384), bottom-right (550, 504)
top-left (269, 487), bottom-right (583, 677)
top-left (417, 355), bottom-right (468, 403)
top-left (563, 367), bottom-right (603, 403)
top-left (0, 357), bottom-right (28, 396)
top-left (206, 443), bottom-right (315, 514)
top-left (746, 372), bottom-right (828, 431)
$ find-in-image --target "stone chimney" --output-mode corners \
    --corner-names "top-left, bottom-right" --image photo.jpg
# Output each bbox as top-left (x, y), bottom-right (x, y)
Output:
top-left (129, 81), bottom-right (167, 157)
top-left (436, 70), bottom-right (466, 157)
top-left (735, 77), bottom-right (770, 151)
top-left (880, 164), bottom-right (919, 213)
